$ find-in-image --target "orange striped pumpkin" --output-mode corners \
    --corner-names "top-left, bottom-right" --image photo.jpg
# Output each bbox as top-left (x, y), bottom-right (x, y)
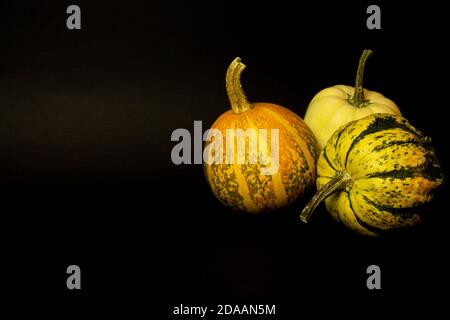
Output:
top-left (203, 58), bottom-right (319, 213)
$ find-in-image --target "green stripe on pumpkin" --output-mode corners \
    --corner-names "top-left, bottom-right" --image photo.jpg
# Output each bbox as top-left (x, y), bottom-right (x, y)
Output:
top-left (372, 138), bottom-right (423, 152)
top-left (210, 164), bottom-right (246, 211)
top-left (365, 156), bottom-right (443, 181)
top-left (347, 192), bottom-right (379, 235)
top-left (344, 115), bottom-right (422, 168)
top-left (323, 148), bottom-right (338, 171)
top-left (361, 194), bottom-right (415, 218)
top-left (241, 163), bottom-right (276, 211)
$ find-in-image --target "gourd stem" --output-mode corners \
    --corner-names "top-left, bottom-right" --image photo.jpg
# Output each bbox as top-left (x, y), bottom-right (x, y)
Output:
top-left (226, 57), bottom-right (253, 114)
top-left (351, 49), bottom-right (372, 107)
top-left (300, 170), bottom-right (353, 223)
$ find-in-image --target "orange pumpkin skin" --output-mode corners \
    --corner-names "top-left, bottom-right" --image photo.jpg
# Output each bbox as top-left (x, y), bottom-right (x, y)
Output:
top-left (204, 101), bottom-right (319, 213)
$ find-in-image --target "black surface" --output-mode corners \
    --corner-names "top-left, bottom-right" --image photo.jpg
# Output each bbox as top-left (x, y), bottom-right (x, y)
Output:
top-left (3, 0), bottom-right (449, 307)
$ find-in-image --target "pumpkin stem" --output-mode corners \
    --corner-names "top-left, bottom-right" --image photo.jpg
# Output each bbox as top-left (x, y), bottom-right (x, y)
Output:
top-left (226, 57), bottom-right (253, 114)
top-left (300, 170), bottom-right (353, 223)
top-left (350, 49), bottom-right (372, 107)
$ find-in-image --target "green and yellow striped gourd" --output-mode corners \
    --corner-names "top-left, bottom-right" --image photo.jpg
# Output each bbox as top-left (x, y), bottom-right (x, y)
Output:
top-left (300, 113), bottom-right (444, 236)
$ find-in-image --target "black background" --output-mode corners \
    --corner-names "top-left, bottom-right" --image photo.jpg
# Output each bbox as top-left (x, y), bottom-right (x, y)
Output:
top-left (3, 0), bottom-right (449, 309)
